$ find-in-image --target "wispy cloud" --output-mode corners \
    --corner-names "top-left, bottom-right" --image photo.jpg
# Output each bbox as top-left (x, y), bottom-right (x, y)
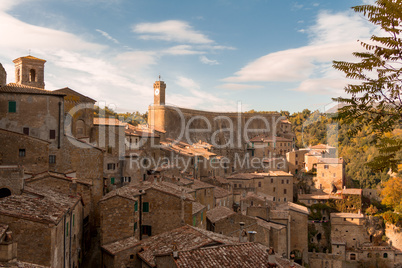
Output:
top-left (223, 9), bottom-right (378, 94)
top-left (200, 55), bottom-right (219, 65)
top-left (132, 20), bottom-right (213, 44)
top-left (96, 29), bottom-right (119, 44)
top-left (218, 83), bottom-right (263, 90)
top-left (163, 45), bottom-right (204, 55)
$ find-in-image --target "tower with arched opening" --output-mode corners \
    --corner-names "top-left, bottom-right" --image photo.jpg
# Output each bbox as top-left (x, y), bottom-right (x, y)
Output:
top-left (13, 55), bottom-right (46, 89)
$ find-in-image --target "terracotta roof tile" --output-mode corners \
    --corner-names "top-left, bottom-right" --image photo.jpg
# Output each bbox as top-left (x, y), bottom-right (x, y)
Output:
top-left (213, 186), bottom-right (230, 199)
top-left (100, 185), bottom-right (142, 202)
top-left (93, 117), bottom-right (126, 126)
top-left (101, 236), bottom-right (140, 255)
top-left (206, 206), bottom-right (235, 223)
top-left (130, 181), bottom-right (195, 201)
top-left (0, 186), bottom-right (81, 225)
top-left (173, 243), bottom-right (302, 268)
top-left (192, 202), bottom-right (205, 214)
top-left (0, 83), bottom-right (65, 96)
top-left (137, 225), bottom-right (239, 267)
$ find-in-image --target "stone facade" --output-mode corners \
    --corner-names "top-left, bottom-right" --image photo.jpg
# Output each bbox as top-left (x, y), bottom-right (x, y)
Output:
top-left (314, 159), bottom-right (345, 194)
top-left (0, 166), bottom-right (24, 197)
top-left (0, 63), bottom-right (6, 87)
top-left (330, 213), bottom-right (369, 249)
top-left (286, 149), bottom-right (309, 175)
top-left (13, 56), bottom-right (46, 89)
top-left (0, 129), bottom-right (49, 174)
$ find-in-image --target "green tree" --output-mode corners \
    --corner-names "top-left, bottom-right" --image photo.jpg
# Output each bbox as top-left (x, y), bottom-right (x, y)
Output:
top-left (333, 0), bottom-right (402, 172)
top-left (381, 177), bottom-right (402, 209)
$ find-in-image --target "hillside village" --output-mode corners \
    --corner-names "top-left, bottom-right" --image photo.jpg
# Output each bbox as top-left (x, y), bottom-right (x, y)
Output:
top-left (0, 56), bottom-right (401, 268)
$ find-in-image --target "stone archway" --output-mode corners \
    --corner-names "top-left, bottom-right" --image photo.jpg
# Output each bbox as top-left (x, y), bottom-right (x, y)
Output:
top-left (0, 188), bottom-right (11, 198)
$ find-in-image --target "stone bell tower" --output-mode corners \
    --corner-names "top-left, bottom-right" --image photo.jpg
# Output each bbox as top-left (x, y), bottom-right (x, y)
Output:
top-left (13, 55), bottom-right (46, 89)
top-left (153, 78), bottom-right (166, 106)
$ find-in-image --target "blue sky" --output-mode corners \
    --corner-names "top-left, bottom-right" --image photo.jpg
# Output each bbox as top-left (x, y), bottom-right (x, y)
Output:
top-left (0, 0), bottom-right (378, 113)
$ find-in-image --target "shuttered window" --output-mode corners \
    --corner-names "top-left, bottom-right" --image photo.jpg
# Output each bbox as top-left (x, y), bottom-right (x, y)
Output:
top-left (8, 101), bottom-right (16, 113)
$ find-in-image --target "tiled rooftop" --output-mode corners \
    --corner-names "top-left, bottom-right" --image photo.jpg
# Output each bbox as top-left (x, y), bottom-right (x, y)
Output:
top-left (317, 158), bottom-right (343, 164)
top-left (0, 83), bottom-right (65, 96)
top-left (276, 202), bottom-right (310, 215)
top-left (206, 206), bottom-right (235, 223)
top-left (249, 135), bottom-right (293, 143)
top-left (213, 186), bottom-right (230, 199)
top-left (130, 181), bottom-right (195, 201)
top-left (192, 202), bottom-right (205, 214)
top-left (226, 173), bottom-right (264, 180)
top-left (310, 144), bottom-right (335, 150)
top-left (137, 225), bottom-right (239, 267)
top-left (93, 117), bottom-right (126, 126)
top-left (0, 186), bottom-right (81, 225)
top-left (337, 188), bottom-right (362, 195)
top-left (101, 236), bottom-right (140, 255)
top-left (241, 191), bottom-right (274, 202)
top-left (173, 243), bottom-right (302, 268)
top-left (53, 87), bottom-right (96, 103)
top-left (189, 179), bottom-right (215, 190)
top-left (100, 185), bottom-right (142, 202)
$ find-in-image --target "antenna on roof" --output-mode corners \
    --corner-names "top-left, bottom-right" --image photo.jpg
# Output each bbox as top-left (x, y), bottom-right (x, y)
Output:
top-left (28, 49), bottom-right (31, 56)
top-left (158, 74), bottom-right (161, 81)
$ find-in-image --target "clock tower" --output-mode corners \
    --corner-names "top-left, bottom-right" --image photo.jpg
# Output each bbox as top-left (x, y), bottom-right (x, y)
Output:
top-left (153, 79), bottom-right (166, 105)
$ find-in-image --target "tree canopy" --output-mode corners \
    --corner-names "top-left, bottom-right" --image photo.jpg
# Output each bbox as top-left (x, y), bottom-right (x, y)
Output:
top-left (333, 0), bottom-right (402, 172)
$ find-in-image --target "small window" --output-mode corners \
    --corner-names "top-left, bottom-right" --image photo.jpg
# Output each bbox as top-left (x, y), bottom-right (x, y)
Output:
top-left (49, 155), bottom-right (56, 164)
top-left (324, 165), bottom-right (329, 169)
top-left (29, 69), bottom-right (36, 82)
top-left (134, 201), bottom-right (138, 212)
top-left (19, 149), bottom-right (26, 157)
top-left (234, 184), bottom-right (237, 188)
top-left (107, 163), bottom-right (116, 170)
top-left (258, 182), bottom-right (261, 187)
top-left (107, 146), bottom-right (113, 154)
top-left (273, 197), bottom-right (276, 201)
top-left (49, 130), bottom-right (56, 139)
top-left (383, 253), bottom-right (388, 258)
top-left (281, 180), bottom-right (284, 184)
top-left (271, 178), bottom-right (273, 183)
top-left (130, 254), bottom-right (134, 259)
top-left (134, 222), bottom-right (137, 232)
top-left (284, 197), bottom-right (287, 202)
top-left (8, 101), bottom-right (16, 113)
top-left (273, 187), bottom-right (276, 192)
top-left (143, 202), bottom-right (149, 212)
top-left (350, 253), bottom-right (356, 260)
top-left (111, 177), bottom-right (115, 184)
top-left (286, 179), bottom-right (289, 184)
top-left (284, 189), bottom-right (287, 194)
top-left (23, 127), bottom-right (29, 135)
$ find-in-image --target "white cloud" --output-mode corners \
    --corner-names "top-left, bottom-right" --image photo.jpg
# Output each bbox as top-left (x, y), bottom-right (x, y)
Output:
top-left (163, 45), bottom-right (204, 55)
top-left (223, 9), bottom-right (379, 94)
top-left (200, 56), bottom-right (219, 65)
top-left (96, 29), bottom-right (120, 44)
top-left (218, 83), bottom-right (263, 90)
top-left (132, 20), bottom-right (213, 44)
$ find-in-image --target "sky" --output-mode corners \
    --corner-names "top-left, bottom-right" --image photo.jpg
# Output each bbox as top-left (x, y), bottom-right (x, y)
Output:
top-left (0, 0), bottom-right (379, 114)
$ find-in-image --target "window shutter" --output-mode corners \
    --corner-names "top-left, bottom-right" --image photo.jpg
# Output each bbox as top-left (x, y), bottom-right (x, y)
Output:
top-left (8, 101), bottom-right (16, 113)
top-left (134, 201), bottom-right (138, 212)
top-left (111, 177), bottom-right (115, 184)
top-left (143, 202), bottom-right (149, 212)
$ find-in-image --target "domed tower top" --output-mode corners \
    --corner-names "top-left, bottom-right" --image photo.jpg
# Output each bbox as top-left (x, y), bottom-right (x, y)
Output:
top-left (13, 55), bottom-right (46, 89)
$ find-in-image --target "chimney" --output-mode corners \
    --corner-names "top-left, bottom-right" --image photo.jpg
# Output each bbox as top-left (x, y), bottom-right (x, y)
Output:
top-left (248, 231), bottom-right (257, 242)
top-left (239, 222), bottom-right (245, 242)
top-left (69, 178), bottom-right (77, 196)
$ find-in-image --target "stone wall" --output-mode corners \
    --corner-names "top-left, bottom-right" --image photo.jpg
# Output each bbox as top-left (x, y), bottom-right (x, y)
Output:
top-left (99, 196), bottom-right (138, 245)
top-left (386, 223), bottom-right (402, 251)
top-left (0, 166), bottom-right (24, 196)
top-left (149, 105), bottom-right (285, 147)
top-left (0, 215), bottom-right (52, 266)
top-left (0, 93), bottom-right (64, 148)
top-left (142, 188), bottom-right (193, 237)
top-left (0, 63), bottom-right (6, 86)
top-left (0, 129), bottom-right (49, 174)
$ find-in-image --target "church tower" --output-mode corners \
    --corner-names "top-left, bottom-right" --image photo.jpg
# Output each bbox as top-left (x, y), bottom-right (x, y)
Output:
top-left (153, 79), bottom-right (166, 106)
top-left (13, 55), bottom-right (46, 89)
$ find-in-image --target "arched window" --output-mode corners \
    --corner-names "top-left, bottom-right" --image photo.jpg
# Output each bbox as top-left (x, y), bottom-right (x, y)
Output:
top-left (29, 69), bottom-right (36, 82)
top-left (383, 253), bottom-right (388, 258)
top-left (350, 253), bottom-right (356, 260)
top-left (0, 188), bottom-right (11, 198)
top-left (76, 119), bottom-right (85, 136)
